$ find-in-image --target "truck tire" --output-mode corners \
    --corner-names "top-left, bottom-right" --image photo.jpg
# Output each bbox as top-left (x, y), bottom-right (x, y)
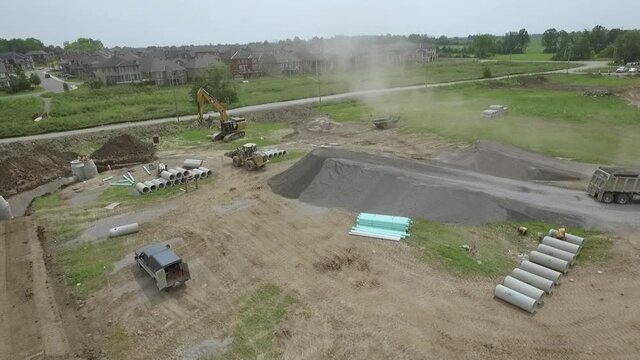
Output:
top-left (601, 192), bottom-right (614, 203)
top-left (615, 193), bottom-right (630, 205)
top-left (245, 159), bottom-right (256, 171)
top-left (232, 156), bottom-right (242, 167)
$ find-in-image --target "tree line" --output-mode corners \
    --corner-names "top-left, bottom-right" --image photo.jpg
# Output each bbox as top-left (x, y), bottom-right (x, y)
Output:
top-left (542, 26), bottom-right (640, 63)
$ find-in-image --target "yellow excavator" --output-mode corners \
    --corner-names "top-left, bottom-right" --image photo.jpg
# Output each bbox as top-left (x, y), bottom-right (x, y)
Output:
top-left (196, 87), bottom-right (247, 142)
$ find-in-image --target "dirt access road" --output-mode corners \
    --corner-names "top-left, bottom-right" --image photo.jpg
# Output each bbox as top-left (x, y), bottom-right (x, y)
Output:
top-left (0, 61), bottom-right (606, 144)
top-left (0, 217), bottom-right (69, 359)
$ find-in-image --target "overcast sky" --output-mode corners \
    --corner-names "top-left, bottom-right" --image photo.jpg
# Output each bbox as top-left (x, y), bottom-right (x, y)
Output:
top-left (2, 0), bottom-right (637, 47)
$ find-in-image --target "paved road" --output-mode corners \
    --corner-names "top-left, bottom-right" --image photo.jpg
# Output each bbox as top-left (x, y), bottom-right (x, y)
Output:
top-left (0, 61), bottom-right (607, 144)
top-left (34, 70), bottom-right (78, 93)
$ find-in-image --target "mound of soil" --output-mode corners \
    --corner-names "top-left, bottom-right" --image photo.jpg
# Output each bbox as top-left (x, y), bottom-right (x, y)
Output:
top-left (435, 141), bottom-right (592, 181)
top-left (268, 149), bottom-right (636, 229)
top-left (0, 145), bottom-right (77, 197)
top-left (91, 134), bottom-right (155, 170)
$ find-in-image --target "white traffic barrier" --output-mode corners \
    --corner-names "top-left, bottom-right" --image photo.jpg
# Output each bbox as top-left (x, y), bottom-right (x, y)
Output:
top-left (494, 284), bottom-right (537, 314)
top-left (503, 276), bottom-right (545, 304)
top-left (529, 251), bottom-right (570, 273)
top-left (542, 236), bottom-right (580, 254)
top-left (519, 260), bottom-right (562, 284)
top-left (511, 268), bottom-right (554, 294)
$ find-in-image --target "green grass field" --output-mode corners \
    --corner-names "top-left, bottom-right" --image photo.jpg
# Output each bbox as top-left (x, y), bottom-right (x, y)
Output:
top-left (492, 37), bottom-right (554, 61)
top-left (1, 61), bottom-right (570, 138)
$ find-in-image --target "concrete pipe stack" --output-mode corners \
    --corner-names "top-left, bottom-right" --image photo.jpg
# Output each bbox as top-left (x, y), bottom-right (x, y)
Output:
top-left (494, 229), bottom-right (586, 314)
top-left (262, 149), bottom-right (288, 160)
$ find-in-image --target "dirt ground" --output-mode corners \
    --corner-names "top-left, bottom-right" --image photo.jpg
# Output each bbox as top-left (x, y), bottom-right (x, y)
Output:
top-left (2, 109), bottom-right (640, 359)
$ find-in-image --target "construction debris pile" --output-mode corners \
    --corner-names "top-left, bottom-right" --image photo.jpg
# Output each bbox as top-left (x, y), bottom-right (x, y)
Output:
top-left (349, 212), bottom-right (412, 241)
top-left (91, 134), bottom-right (155, 171)
top-left (494, 229), bottom-right (585, 314)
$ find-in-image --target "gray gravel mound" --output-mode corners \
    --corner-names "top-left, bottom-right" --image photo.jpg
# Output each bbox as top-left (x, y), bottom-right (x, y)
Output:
top-left (268, 149), bottom-right (638, 230)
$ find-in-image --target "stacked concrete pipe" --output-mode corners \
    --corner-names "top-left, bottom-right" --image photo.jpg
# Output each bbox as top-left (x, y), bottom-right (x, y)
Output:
top-left (495, 229), bottom-right (586, 313)
top-left (143, 180), bottom-right (157, 192)
top-left (175, 167), bottom-right (191, 177)
top-left (183, 159), bottom-right (203, 169)
top-left (190, 168), bottom-right (204, 179)
top-left (198, 167), bottom-right (213, 177)
top-left (135, 182), bottom-right (150, 193)
top-left (161, 171), bottom-right (176, 181)
top-left (151, 179), bottom-right (166, 190)
top-left (168, 169), bottom-right (182, 179)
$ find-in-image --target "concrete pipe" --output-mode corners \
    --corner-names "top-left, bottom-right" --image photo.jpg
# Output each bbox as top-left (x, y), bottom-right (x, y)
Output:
top-left (168, 169), bottom-right (182, 179)
top-left (182, 159), bottom-right (203, 169)
top-left (198, 167), bottom-right (213, 177)
top-left (529, 251), bottom-right (570, 274)
top-left (520, 260), bottom-right (562, 284)
top-left (82, 159), bottom-right (98, 179)
top-left (564, 233), bottom-right (585, 247)
top-left (135, 182), bottom-right (149, 194)
top-left (503, 276), bottom-right (545, 304)
top-left (160, 171), bottom-right (176, 181)
top-left (70, 160), bottom-right (86, 181)
top-left (494, 284), bottom-right (536, 314)
top-left (282, 150), bottom-right (288, 155)
top-left (191, 168), bottom-right (204, 179)
top-left (542, 236), bottom-right (580, 254)
top-left (537, 244), bottom-right (576, 266)
top-left (0, 196), bottom-right (13, 220)
top-left (175, 167), bottom-right (191, 177)
top-left (178, 177), bottom-right (186, 184)
top-left (108, 223), bottom-right (139, 238)
top-left (143, 181), bottom-right (157, 192)
top-left (511, 268), bottom-right (554, 294)
top-left (151, 179), bottom-right (166, 190)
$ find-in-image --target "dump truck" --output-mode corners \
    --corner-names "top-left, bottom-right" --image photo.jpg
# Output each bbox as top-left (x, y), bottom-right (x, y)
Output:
top-left (134, 243), bottom-right (191, 290)
top-left (587, 167), bottom-right (640, 204)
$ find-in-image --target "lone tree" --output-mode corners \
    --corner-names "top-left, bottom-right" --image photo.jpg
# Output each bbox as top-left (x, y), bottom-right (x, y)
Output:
top-left (472, 34), bottom-right (497, 59)
top-left (8, 68), bottom-right (32, 93)
top-left (29, 73), bottom-right (41, 86)
top-left (542, 28), bottom-right (559, 53)
top-left (190, 64), bottom-right (238, 106)
top-left (63, 38), bottom-right (104, 52)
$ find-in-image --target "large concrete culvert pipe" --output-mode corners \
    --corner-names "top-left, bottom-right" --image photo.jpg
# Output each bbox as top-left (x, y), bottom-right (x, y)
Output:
top-left (537, 244), bottom-right (576, 266)
top-left (529, 251), bottom-right (570, 273)
top-left (182, 159), bottom-right (203, 169)
top-left (175, 167), bottom-right (191, 177)
top-left (108, 223), bottom-right (139, 238)
top-left (519, 260), bottom-right (562, 284)
top-left (161, 171), bottom-right (176, 181)
top-left (494, 284), bottom-right (537, 314)
top-left (511, 268), bottom-right (554, 294)
top-left (503, 276), bottom-right (545, 305)
top-left (190, 168), bottom-right (204, 179)
top-left (143, 181), bottom-right (157, 192)
top-left (198, 167), bottom-right (213, 177)
top-left (168, 169), bottom-right (182, 179)
top-left (151, 179), bottom-right (166, 190)
top-left (549, 229), bottom-right (585, 248)
top-left (542, 236), bottom-right (581, 254)
top-left (135, 183), bottom-right (150, 194)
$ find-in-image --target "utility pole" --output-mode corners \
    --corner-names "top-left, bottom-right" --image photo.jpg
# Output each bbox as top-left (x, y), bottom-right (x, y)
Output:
top-left (316, 64), bottom-right (322, 105)
top-left (170, 69), bottom-right (179, 121)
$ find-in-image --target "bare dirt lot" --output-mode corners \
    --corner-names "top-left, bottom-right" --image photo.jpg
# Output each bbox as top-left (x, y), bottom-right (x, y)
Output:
top-left (2, 108), bottom-right (640, 359)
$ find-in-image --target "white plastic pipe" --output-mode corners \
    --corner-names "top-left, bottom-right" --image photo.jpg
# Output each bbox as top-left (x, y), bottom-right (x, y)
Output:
top-left (160, 170), bottom-right (175, 181)
top-left (168, 169), bottom-right (182, 179)
top-left (537, 244), bottom-right (576, 266)
top-left (542, 236), bottom-right (580, 254)
top-left (198, 167), bottom-right (213, 176)
top-left (503, 276), bottom-right (545, 304)
top-left (564, 233), bottom-right (585, 247)
top-left (511, 268), bottom-right (554, 294)
top-left (529, 251), bottom-right (570, 273)
top-left (135, 182), bottom-right (149, 194)
top-left (151, 179), bottom-right (165, 190)
top-left (143, 165), bottom-right (151, 175)
top-left (143, 181), bottom-right (157, 192)
top-left (494, 284), bottom-right (537, 314)
top-left (520, 260), bottom-right (562, 284)
top-left (182, 159), bottom-right (203, 169)
top-left (108, 223), bottom-right (139, 238)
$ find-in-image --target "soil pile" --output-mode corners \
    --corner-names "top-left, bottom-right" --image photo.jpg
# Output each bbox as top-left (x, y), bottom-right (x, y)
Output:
top-left (269, 149), bottom-right (637, 229)
top-left (0, 145), bottom-right (77, 196)
top-left (91, 134), bottom-right (155, 170)
top-left (435, 141), bottom-right (593, 181)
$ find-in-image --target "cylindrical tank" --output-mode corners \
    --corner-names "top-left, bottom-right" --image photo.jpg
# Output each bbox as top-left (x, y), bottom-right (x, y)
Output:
top-left (494, 284), bottom-right (536, 314)
top-left (529, 251), bottom-right (570, 273)
top-left (503, 276), bottom-right (545, 304)
top-left (511, 268), bottom-right (554, 293)
top-left (160, 171), bottom-right (175, 181)
top-left (537, 244), bottom-right (576, 265)
top-left (182, 159), bottom-right (203, 169)
top-left (70, 160), bottom-right (86, 181)
top-left (108, 223), bottom-right (139, 238)
top-left (542, 236), bottom-right (580, 254)
top-left (198, 167), bottom-right (213, 176)
top-left (82, 159), bottom-right (98, 179)
top-left (151, 179), bottom-right (165, 190)
top-left (0, 196), bottom-right (13, 220)
top-left (143, 181), bottom-right (157, 192)
top-left (135, 183), bottom-right (149, 194)
top-left (519, 260), bottom-right (562, 284)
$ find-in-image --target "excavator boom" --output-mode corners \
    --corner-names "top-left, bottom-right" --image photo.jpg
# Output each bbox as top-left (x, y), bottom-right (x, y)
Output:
top-left (195, 87), bottom-right (247, 142)
top-left (196, 87), bottom-right (229, 126)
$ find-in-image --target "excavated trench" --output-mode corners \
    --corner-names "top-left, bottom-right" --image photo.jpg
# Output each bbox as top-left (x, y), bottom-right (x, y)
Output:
top-left (268, 149), bottom-right (638, 230)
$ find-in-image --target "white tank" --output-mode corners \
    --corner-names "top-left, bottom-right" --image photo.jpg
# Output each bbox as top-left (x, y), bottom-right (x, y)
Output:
top-left (70, 160), bottom-right (86, 181)
top-left (82, 159), bottom-right (98, 179)
top-left (0, 196), bottom-right (13, 220)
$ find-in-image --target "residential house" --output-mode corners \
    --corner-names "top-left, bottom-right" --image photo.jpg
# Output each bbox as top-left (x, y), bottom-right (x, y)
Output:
top-left (92, 56), bottom-right (142, 85)
top-left (295, 50), bottom-right (329, 74)
top-left (174, 54), bottom-right (222, 80)
top-left (0, 62), bottom-right (10, 88)
top-left (260, 52), bottom-right (301, 75)
top-left (0, 52), bottom-right (34, 71)
top-left (60, 51), bottom-right (105, 78)
top-left (412, 47), bottom-right (438, 63)
top-left (25, 50), bottom-right (50, 65)
top-left (228, 49), bottom-right (262, 78)
top-left (140, 57), bottom-right (187, 85)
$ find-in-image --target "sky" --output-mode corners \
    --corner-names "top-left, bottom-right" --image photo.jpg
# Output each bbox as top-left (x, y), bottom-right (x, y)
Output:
top-left (2, 0), bottom-right (638, 47)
